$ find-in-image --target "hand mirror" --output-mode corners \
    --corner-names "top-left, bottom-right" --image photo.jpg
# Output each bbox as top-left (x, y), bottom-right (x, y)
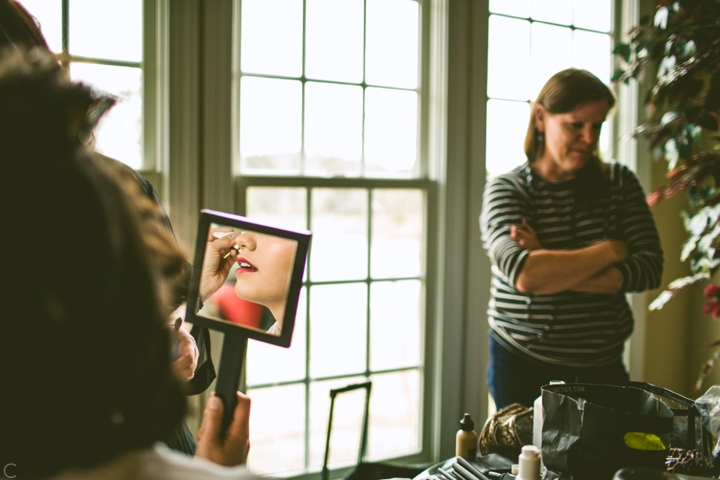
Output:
top-left (185, 209), bottom-right (311, 434)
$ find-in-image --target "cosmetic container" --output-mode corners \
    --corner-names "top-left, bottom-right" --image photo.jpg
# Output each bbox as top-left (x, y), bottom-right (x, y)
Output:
top-left (517, 445), bottom-right (541, 480)
top-left (455, 413), bottom-right (478, 461)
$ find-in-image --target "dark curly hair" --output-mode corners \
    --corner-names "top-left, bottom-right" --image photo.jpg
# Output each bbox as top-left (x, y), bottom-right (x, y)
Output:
top-left (0, 48), bottom-right (186, 478)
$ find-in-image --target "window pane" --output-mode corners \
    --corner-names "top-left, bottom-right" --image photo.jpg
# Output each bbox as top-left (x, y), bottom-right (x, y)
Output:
top-left (20, 0), bottom-right (62, 52)
top-left (370, 281), bottom-right (422, 371)
top-left (487, 15), bottom-right (530, 101)
top-left (306, 0), bottom-right (364, 83)
top-left (308, 376), bottom-right (367, 469)
top-left (600, 122), bottom-right (610, 156)
top-left (311, 189), bottom-right (368, 281)
top-left (69, 0), bottom-right (142, 62)
top-left (240, 77), bottom-right (302, 173)
top-left (531, 0), bottom-right (572, 25)
top-left (309, 284), bottom-right (367, 378)
top-left (246, 383), bottom-right (306, 474)
top-left (71, 63), bottom-right (142, 169)
top-left (573, 0), bottom-right (612, 32)
top-left (305, 82), bottom-right (363, 176)
top-left (246, 186), bottom-right (307, 234)
top-left (241, 0), bottom-right (303, 77)
top-left (364, 88), bottom-right (418, 176)
top-left (365, 0), bottom-right (418, 89)
top-left (371, 189), bottom-right (423, 278)
top-left (489, 0), bottom-right (530, 17)
top-left (246, 289), bottom-right (306, 385)
top-left (486, 99), bottom-right (528, 178)
top-left (367, 370), bottom-right (421, 457)
top-left (573, 30), bottom-right (612, 85)
top-left (530, 22), bottom-right (572, 100)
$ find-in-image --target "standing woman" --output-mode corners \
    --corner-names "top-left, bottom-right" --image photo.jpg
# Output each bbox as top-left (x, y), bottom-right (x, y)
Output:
top-left (479, 68), bottom-right (663, 409)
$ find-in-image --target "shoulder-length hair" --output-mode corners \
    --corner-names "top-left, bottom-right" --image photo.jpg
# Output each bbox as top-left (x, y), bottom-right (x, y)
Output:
top-left (524, 68), bottom-right (616, 168)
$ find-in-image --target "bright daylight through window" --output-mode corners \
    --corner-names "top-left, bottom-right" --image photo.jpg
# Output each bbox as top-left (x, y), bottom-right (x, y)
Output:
top-left (485, 0), bottom-right (613, 179)
top-left (228, 0), bottom-right (426, 476)
top-left (23, 0), bottom-right (144, 170)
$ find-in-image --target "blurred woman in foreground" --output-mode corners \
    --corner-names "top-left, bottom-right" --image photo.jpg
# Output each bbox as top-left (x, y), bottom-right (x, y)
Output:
top-left (0, 49), bottom-right (258, 479)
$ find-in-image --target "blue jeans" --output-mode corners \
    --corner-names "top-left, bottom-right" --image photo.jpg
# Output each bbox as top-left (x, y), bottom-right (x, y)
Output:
top-left (487, 332), bottom-right (630, 409)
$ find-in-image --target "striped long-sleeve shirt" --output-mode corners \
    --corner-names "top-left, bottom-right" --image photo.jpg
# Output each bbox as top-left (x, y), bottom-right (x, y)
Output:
top-left (479, 162), bottom-right (663, 367)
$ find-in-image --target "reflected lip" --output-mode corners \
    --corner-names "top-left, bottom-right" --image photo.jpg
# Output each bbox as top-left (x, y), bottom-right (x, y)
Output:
top-left (236, 256), bottom-right (257, 272)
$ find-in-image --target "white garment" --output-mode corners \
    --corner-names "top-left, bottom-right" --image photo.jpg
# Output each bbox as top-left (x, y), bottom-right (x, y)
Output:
top-left (266, 321), bottom-right (280, 336)
top-left (46, 444), bottom-right (264, 480)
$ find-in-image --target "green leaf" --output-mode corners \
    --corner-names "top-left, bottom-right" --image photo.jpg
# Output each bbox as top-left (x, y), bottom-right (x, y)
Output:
top-left (698, 224), bottom-right (720, 256)
top-left (658, 55), bottom-right (677, 81)
top-left (649, 273), bottom-right (709, 310)
top-left (611, 68), bottom-right (626, 83)
top-left (649, 290), bottom-right (675, 310)
top-left (665, 138), bottom-right (679, 169)
top-left (694, 257), bottom-right (720, 272)
top-left (668, 272), bottom-right (709, 290)
top-left (687, 205), bottom-right (720, 237)
top-left (668, 273), bottom-right (710, 290)
top-left (654, 6), bottom-right (669, 29)
top-left (660, 110), bottom-right (680, 126)
top-left (683, 40), bottom-right (697, 59)
top-left (700, 185), bottom-right (717, 203)
top-left (678, 137), bottom-right (693, 160)
top-left (681, 234), bottom-right (700, 261)
top-left (613, 43), bottom-right (632, 62)
top-left (688, 123), bottom-right (703, 147)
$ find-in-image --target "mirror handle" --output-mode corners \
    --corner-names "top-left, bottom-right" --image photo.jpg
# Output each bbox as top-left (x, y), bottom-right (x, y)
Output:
top-left (214, 331), bottom-right (248, 438)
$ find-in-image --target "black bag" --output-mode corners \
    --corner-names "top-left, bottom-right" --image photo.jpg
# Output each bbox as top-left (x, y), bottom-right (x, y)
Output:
top-left (541, 383), bottom-right (674, 480)
top-left (627, 382), bottom-right (713, 464)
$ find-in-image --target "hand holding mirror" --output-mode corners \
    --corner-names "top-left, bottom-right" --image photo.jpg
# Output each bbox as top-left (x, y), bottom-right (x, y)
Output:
top-left (186, 209), bottom-right (311, 435)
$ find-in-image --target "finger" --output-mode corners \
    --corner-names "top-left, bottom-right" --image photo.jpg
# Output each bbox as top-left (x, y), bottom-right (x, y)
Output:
top-left (176, 343), bottom-right (193, 357)
top-left (522, 219), bottom-right (537, 235)
top-left (173, 353), bottom-right (194, 371)
top-left (209, 228), bottom-right (235, 242)
top-left (198, 394), bottom-right (223, 446)
top-left (225, 392), bottom-right (251, 462)
top-left (227, 392), bottom-right (251, 439)
top-left (511, 228), bottom-right (528, 241)
top-left (216, 235), bottom-right (239, 248)
top-left (181, 366), bottom-right (196, 381)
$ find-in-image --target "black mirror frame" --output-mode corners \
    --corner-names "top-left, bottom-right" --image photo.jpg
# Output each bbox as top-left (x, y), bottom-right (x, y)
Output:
top-left (185, 209), bottom-right (311, 348)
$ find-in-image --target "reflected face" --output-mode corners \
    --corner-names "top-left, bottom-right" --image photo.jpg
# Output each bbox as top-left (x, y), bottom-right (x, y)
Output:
top-left (534, 100), bottom-right (610, 182)
top-left (232, 231), bottom-right (297, 309)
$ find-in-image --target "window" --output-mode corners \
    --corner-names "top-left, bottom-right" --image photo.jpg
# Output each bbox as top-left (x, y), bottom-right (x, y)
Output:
top-left (485, 0), bottom-right (614, 178)
top-left (227, 0), bottom-right (428, 476)
top-left (23, 0), bottom-right (145, 170)
top-left (17, 1), bottom-right (628, 475)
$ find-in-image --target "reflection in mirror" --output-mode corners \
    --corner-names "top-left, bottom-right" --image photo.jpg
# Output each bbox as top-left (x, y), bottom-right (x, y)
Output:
top-left (198, 223), bottom-right (299, 337)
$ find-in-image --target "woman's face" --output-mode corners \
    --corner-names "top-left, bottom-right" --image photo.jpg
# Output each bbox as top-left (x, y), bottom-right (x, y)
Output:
top-left (232, 231), bottom-right (297, 311)
top-left (534, 99), bottom-right (610, 182)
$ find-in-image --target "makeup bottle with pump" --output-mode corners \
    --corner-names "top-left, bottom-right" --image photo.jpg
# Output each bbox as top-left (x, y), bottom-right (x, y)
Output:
top-left (455, 413), bottom-right (478, 461)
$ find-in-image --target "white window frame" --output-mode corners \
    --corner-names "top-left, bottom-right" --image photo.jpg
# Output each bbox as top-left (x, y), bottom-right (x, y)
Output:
top-left (158, 0), bottom-right (649, 472)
